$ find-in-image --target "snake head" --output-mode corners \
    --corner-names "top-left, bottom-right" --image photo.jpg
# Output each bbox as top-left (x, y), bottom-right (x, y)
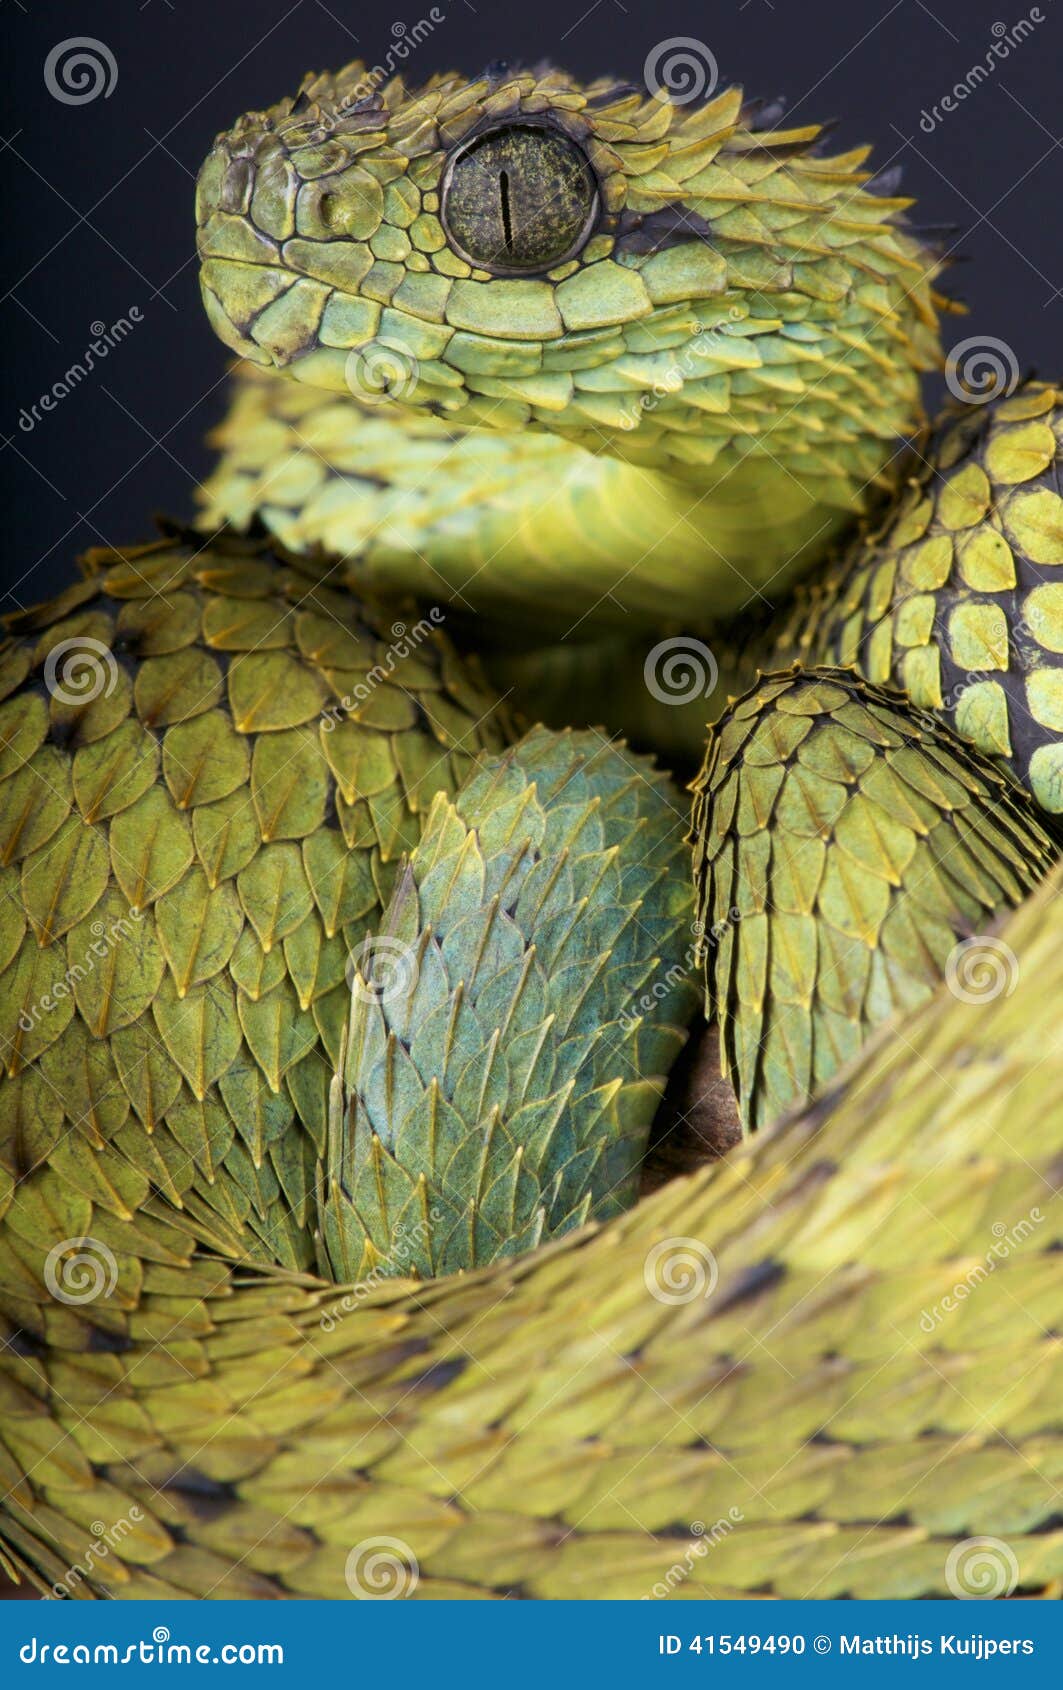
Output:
top-left (196, 60), bottom-right (944, 480)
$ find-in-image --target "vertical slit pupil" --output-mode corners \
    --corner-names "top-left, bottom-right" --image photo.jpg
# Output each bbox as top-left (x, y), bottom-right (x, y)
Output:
top-left (499, 169), bottom-right (513, 252)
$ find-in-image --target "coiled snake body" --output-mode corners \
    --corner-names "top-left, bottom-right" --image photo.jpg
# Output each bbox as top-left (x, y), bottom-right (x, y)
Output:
top-left (0, 61), bottom-right (1061, 1600)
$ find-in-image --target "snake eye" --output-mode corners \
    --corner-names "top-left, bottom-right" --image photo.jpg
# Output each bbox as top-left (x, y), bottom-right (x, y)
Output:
top-left (441, 124), bottom-right (599, 274)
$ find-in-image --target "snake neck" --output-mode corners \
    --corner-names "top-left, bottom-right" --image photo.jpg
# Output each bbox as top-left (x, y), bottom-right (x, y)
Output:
top-left (200, 364), bottom-right (911, 636)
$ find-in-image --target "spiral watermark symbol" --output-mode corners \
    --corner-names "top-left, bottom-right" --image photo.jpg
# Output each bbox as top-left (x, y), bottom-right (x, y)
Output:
top-left (643, 1237), bottom-right (718, 1305)
top-left (43, 636), bottom-right (119, 707)
top-left (44, 1237), bottom-right (118, 1306)
top-left (321, 608), bottom-right (444, 731)
top-left (346, 935), bottom-right (419, 1007)
top-left (345, 338), bottom-right (420, 405)
top-left (344, 1536), bottom-right (419, 1598)
top-left (642, 1508), bottom-right (744, 1599)
top-left (945, 1536), bottom-right (1019, 1598)
top-left (944, 335), bottom-right (1020, 405)
top-left (44, 38), bottom-right (117, 105)
top-left (644, 38), bottom-right (719, 106)
top-left (945, 936), bottom-right (1019, 1003)
top-left (644, 636), bottom-right (718, 706)
top-left (46, 1506), bottom-right (145, 1600)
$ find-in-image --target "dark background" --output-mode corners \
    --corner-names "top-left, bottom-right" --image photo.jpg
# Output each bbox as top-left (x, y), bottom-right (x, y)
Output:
top-left (2, 0), bottom-right (1061, 614)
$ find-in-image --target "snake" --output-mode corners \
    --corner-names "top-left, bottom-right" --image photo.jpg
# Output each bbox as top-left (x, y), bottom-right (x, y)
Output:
top-left (1, 58), bottom-right (1061, 1601)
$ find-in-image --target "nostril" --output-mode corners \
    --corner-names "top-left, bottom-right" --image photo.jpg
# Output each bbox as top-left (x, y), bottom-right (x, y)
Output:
top-left (319, 192), bottom-right (336, 226)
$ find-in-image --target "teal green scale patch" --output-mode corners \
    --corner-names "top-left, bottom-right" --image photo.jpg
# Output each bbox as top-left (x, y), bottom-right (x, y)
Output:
top-left (321, 726), bottom-right (699, 1280)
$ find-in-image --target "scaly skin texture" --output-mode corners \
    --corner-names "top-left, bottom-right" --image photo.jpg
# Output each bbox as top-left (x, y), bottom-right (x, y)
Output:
top-left (0, 61), bottom-right (1061, 1600)
top-left (323, 726), bottom-right (697, 1280)
top-left (484, 380), bottom-right (1063, 779)
top-left (0, 536), bottom-right (701, 1597)
top-left (775, 382), bottom-right (1063, 814)
top-left (195, 63), bottom-right (943, 630)
top-left (693, 669), bottom-right (1055, 1130)
top-left (0, 534), bottom-right (513, 1277)
top-left (1, 866), bottom-right (1061, 1598)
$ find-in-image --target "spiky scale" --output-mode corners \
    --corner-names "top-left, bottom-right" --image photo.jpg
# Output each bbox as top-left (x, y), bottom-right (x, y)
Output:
top-left (693, 668), bottom-right (1056, 1130)
top-left (0, 531), bottom-right (510, 1279)
top-left (5, 861), bottom-right (1061, 1596)
top-left (780, 382), bottom-right (1063, 812)
top-left (321, 727), bottom-right (699, 1279)
top-left (196, 62), bottom-right (942, 639)
top-left (3, 57), bottom-right (1063, 1608)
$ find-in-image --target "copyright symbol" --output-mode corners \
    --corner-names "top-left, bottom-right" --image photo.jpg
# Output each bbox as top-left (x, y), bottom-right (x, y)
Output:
top-left (813, 1637), bottom-right (831, 1654)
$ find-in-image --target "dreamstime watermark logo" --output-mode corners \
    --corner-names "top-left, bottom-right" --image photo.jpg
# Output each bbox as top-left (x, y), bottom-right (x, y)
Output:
top-left (345, 338), bottom-right (420, 405)
top-left (322, 612), bottom-right (444, 730)
top-left (344, 1536), bottom-right (419, 1598)
top-left (644, 636), bottom-right (719, 706)
top-left (919, 11), bottom-right (1046, 133)
top-left (945, 1536), bottom-right (1019, 1599)
top-left (14, 905), bottom-right (144, 1036)
top-left (619, 950), bottom-right (694, 1035)
top-left (347, 13), bottom-right (447, 103)
top-left (18, 1632), bottom-right (283, 1665)
top-left (692, 910), bottom-right (743, 956)
top-left (945, 936), bottom-right (1019, 1003)
top-left (617, 312), bottom-right (745, 432)
top-left (642, 1509), bottom-right (744, 1599)
top-left (940, 663), bottom-right (997, 713)
top-left (261, 16), bottom-right (447, 167)
top-left (18, 310), bottom-right (144, 433)
top-left (43, 1237), bottom-right (118, 1306)
top-left (939, 611), bottom-right (1041, 707)
top-left (346, 935), bottom-right (420, 1007)
top-left (643, 1237), bottom-right (718, 1305)
top-left (644, 37), bottom-right (719, 106)
top-left (619, 915), bottom-right (738, 1035)
top-left (319, 1211), bottom-right (444, 1330)
top-left (918, 1207), bottom-right (1043, 1332)
top-left (44, 38), bottom-right (117, 104)
top-left (47, 1509), bottom-right (145, 1599)
top-left (43, 636), bottom-right (119, 706)
top-left (944, 335), bottom-right (1020, 405)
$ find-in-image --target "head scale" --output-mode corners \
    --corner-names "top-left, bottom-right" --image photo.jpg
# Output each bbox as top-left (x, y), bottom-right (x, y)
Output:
top-left (196, 61), bottom-right (944, 486)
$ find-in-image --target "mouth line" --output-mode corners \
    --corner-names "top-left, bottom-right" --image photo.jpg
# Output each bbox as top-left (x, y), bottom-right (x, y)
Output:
top-left (196, 248), bottom-right (551, 347)
top-left (196, 247), bottom-right (757, 370)
top-left (195, 244), bottom-right (289, 272)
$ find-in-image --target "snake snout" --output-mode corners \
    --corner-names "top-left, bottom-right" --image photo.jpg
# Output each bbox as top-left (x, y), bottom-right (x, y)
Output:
top-left (195, 135), bottom-right (302, 369)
